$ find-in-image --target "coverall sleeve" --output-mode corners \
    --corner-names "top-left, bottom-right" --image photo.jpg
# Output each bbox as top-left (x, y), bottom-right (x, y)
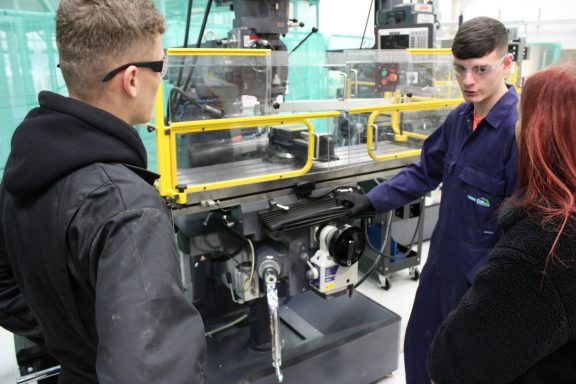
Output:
top-left (428, 246), bottom-right (570, 384)
top-left (91, 208), bottom-right (207, 384)
top-left (0, 218), bottom-right (45, 345)
top-left (503, 138), bottom-right (519, 198)
top-left (367, 121), bottom-right (447, 213)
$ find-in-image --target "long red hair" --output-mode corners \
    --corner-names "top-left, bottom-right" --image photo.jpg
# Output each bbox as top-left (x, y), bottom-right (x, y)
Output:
top-left (515, 62), bottom-right (576, 270)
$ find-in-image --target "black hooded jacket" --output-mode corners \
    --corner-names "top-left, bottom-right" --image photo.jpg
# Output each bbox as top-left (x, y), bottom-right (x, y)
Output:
top-left (428, 200), bottom-right (576, 384)
top-left (0, 91), bottom-right (207, 383)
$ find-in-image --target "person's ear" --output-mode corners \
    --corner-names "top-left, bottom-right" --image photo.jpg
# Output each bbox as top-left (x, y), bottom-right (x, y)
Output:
top-left (503, 53), bottom-right (513, 71)
top-left (122, 65), bottom-right (139, 98)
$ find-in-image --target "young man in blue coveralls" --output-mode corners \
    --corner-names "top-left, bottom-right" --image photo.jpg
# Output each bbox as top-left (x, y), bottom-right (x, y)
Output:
top-left (337, 17), bottom-right (519, 384)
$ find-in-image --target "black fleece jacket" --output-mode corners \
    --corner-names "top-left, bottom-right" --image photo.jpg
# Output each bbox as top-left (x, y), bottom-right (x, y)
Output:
top-left (428, 200), bottom-right (576, 384)
top-left (0, 91), bottom-right (207, 383)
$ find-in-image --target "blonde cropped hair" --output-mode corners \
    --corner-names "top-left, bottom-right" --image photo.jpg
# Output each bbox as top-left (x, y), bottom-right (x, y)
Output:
top-left (56, 0), bottom-right (165, 99)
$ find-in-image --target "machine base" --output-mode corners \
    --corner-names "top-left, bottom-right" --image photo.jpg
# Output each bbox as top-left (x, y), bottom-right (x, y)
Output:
top-left (206, 290), bottom-right (401, 383)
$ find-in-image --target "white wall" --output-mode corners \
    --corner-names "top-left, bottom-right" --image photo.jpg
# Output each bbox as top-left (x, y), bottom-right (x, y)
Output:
top-left (318, 0), bottom-right (576, 49)
top-left (458, 0), bottom-right (575, 22)
top-left (318, 0), bottom-right (376, 38)
top-left (457, 0), bottom-right (576, 49)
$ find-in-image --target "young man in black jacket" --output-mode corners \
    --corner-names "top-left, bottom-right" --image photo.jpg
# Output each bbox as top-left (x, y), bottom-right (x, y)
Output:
top-left (0, 1), bottom-right (206, 382)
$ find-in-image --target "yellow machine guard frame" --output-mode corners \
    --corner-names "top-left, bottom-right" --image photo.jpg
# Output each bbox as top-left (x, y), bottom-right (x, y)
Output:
top-left (154, 48), bottom-right (344, 204)
top-left (348, 97), bottom-right (463, 161)
top-left (154, 48), bottom-right (464, 204)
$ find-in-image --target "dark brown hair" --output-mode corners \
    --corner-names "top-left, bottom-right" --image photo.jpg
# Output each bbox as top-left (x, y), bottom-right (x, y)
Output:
top-left (452, 17), bottom-right (509, 59)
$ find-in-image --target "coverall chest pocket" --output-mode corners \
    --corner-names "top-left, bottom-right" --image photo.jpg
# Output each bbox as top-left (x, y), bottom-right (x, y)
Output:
top-left (458, 166), bottom-right (505, 230)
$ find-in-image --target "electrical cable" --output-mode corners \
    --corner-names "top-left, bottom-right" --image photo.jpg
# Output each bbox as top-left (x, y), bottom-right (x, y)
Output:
top-left (196, 0), bottom-right (214, 49)
top-left (403, 196), bottom-right (426, 254)
top-left (172, 0), bottom-right (213, 114)
top-left (216, 219), bottom-right (255, 293)
top-left (360, 0), bottom-right (375, 49)
top-left (241, 238), bottom-right (256, 292)
top-left (355, 210), bottom-right (394, 288)
top-left (364, 215), bottom-right (397, 259)
top-left (353, 178), bottom-right (401, 287)
top-left (355, 196), bottom-right (426, 288)
top-left (168, 86), bottom-right (225, 118)
top-left (183, 0), bottom-right (193, 49)
top-left (171, 0), bottom-right (195, 115)
top-left (205, 314), bottom-right (248, 337)
top-left (176, 0), bottom-right (194, 87)
top-left (181, 0), bottom-right (214, 96)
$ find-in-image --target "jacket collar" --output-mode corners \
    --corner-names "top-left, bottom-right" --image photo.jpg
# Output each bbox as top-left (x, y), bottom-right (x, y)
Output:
top-left (461, 85), bottom-right (519, 130)
top-left (123, 164), bottom-right (160, 186)
top-left (2, 91), bottom-right (149, 197)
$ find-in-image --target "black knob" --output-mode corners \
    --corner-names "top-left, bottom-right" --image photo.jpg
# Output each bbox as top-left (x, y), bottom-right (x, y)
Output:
top-left (329, 225), bottom-right (365, 267)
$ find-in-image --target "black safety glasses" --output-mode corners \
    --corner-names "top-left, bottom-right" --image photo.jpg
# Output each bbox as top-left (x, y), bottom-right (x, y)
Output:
top-left (101, 55), bottom-right (167, 82)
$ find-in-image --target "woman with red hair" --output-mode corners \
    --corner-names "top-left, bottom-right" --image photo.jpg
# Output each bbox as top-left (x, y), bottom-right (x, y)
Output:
top-left (428, 61), bottom-right (576, 383)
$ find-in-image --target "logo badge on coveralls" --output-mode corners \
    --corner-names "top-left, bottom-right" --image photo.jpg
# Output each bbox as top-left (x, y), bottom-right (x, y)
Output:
top-left (466, 194), bottom-right (490, 208)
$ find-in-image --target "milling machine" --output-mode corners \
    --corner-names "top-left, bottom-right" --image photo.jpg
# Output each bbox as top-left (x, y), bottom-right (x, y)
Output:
top-left (155, 37), bottom-right (460, 384)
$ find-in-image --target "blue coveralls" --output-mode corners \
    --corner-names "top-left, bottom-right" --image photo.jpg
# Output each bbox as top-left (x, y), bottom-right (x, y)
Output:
top-left (367, 86), bottom-right (519, 384)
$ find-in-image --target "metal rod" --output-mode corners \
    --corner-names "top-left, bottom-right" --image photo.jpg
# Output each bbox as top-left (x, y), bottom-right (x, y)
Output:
top-left (289, 27), bottom-right (319, 56)
top-left (17, 366), bottom-right (61, 384)
top-left (264, 268), bottom-right (283, 383)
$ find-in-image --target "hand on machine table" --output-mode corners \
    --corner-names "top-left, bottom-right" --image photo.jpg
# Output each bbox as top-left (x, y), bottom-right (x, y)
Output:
top-left (335, 192), bottom-right (373, 216)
